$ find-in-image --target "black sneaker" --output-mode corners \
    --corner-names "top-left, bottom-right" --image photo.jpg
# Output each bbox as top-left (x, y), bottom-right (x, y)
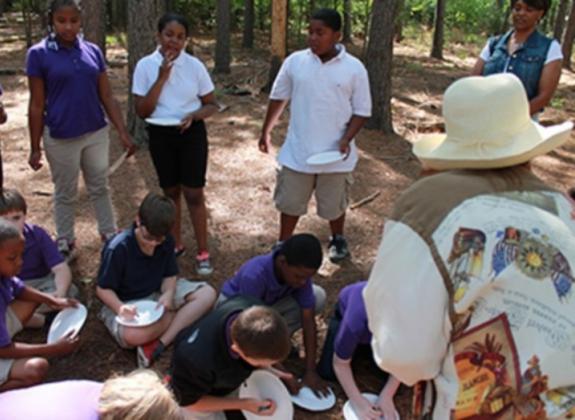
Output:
top-left (328, 234), bottom-right (350, 262)
top-left (57, 238), bottom-right (77, 263)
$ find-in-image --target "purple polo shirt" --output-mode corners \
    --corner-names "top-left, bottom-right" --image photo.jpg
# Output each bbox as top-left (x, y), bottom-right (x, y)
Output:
top-left (221, 251), bottom-right (315, 309)
top-left (20, 223), bottom-right (64, 281)
top-left (26, 37), bottom-right (107, 139)
top-left (334, 281), bottom-right (372, 360)
top-left (0, 380), bottom-right (101, 419)
top-left (0, 276), bottom-right (25, 347)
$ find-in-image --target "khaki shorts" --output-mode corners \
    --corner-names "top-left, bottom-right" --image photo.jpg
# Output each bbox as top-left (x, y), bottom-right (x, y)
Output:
top-left (99, 279), bottom-right (206, 348)
top-left (0, 307), bottom-right (24, 384)
top-left (25, 274), bottom-right (79, 313)
top-left (273, 166), bottom-right (353, 220)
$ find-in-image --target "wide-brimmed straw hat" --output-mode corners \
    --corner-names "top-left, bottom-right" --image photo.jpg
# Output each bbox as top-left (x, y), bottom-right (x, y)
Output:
top-left (413, 73), bottom-right (573, 170)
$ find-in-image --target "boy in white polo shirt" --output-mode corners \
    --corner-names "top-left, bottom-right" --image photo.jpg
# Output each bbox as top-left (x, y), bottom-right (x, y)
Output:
top-left (259, 8), bottom-right (371, 262)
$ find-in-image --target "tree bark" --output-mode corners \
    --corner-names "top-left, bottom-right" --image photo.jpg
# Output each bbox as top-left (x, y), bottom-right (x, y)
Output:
top-left (563, 0), bottom-right (575, 68)
top-left (365, 0), bottom-right (398, 134)
top-left (554, 0), bottom-right (571, 40)
top-left (264, 0), bottom-right (287, 92)
top-left (243, 0), bottom-right (254, 48)
top-left (430, 0), bottom-right (445, 59)
top-left (214, 0), bottom-right (231, 73)
top-left (127, 0), bottom-right (163, 145)
top-left (80, 0), bottom-right (106, 56)
top-left (343, 0), bottom-right (352, 43)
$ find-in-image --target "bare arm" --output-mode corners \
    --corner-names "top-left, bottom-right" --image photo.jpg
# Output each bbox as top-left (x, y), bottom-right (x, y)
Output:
top-left (529, 60), bottom-right (562, 115)
top-left (258, 99), bottom-right (288, 153)
top-left (51, 262), bottom-right (72, 298)
top-left (158, 275), bottom-right (177, 309)
top-left (0, 101), bottom-right (6, 124)
top-left (300, 308), bottom-right (328, 395)
top-left (470, 58), bottom-right (485, 76)
top-left (339, 115), bottom-right (369, 156)
top-left (0, 339), bottom-right (78, 359)
top-left (180, 92), bottom-right (219, 131)
top-left (28, 76), bottom-right (46, 171)
top-left (185, 395), bottom-right (276, 416)
top-left (96, 286), bottom-right (124, 314)
top-left (98, 72), bottom-right (135, 156)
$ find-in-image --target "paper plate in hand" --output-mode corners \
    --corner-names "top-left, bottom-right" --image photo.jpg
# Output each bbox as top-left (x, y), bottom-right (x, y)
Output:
top-left (239, 370), bottom-right (293, 420)
top-left (306, 151), bottom-right (345, 165)
top-left (343, 393), bottom-right (400, 420)
top-left (114, 300), bottom-right (164, 327)
top-left (145, 117), bottom-right (181, 126)
top-left (108, 150), bottom-right (128, 176)
top-left (291, 385), bottom-right (336, 411)
top-left (47, 304), bottom-right (87, 344)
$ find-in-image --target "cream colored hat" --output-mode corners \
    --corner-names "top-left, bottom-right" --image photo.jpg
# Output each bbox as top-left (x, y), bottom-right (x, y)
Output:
top-left (413, 73), bottom-right (573, 170)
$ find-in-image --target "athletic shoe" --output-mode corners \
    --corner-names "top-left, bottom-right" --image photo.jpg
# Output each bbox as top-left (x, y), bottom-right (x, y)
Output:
top-left (57, 238), bottom-right (77, 263)
top-left (328, 234), bottom-right (350, 262)
top-left (137, 339), bottom-right (165, 368)
top-left (196, 251), bottom-right (214, 276)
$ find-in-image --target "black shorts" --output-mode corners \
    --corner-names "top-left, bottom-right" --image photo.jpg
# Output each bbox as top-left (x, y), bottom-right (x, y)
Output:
top-left (147, 120), bottom-right (208, 189)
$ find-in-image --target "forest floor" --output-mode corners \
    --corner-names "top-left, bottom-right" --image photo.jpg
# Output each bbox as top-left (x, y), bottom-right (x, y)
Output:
top-left (1, 15), bottom-right (575, 419)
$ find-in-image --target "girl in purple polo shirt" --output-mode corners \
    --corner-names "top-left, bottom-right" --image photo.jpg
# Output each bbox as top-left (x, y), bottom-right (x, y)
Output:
top-left (26, 0), bottom-right (135, 260)
top-left (132, 13), bottom-right (218, 276)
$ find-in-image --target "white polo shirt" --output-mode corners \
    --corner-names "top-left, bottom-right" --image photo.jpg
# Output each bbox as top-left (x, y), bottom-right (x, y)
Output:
top-left (270, 45), bottom-right (372, 174)
top-left (132, 49), bottom-right (215, 120)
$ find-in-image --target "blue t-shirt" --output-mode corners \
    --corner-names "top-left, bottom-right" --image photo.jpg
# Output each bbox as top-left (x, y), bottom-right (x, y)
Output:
top-left (334, 281), bottom-right (372, 360)
top-left (97, 226), bottom-right (178, 302)
top-left (0, 276), bottom-right (25, 347)
top-left (220, 251), bottom-right (315, 309)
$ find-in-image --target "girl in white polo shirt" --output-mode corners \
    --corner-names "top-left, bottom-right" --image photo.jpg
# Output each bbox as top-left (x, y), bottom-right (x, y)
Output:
top-left (132, 13), bottom-right (218, 275)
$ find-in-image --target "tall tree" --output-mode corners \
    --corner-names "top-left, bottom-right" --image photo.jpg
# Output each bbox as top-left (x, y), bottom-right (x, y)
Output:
top-left (214, 0), bottom-right (231, 73)
top-left (127, 0), bottom-right (163, 144)
top-left (563, 0), bottom-right (575, 68)
top-left (264, 0), bottom-right (287, 91)
top-left (554, 0), bottom-right (571, 40)
top-left (243, 0), bottom-right (255, 48)
top-left (81, 0), bottom-right (106, 56)
top-left (342, 0), bottom-right (351, 43)
top-left (365, 0), bottom-right (399, 133)
top-left (430, 0), bottom-right (446, 59)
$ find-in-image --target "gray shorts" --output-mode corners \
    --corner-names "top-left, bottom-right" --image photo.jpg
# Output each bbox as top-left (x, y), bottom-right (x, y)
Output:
top-left (99, 279), bottom-right (206, 348)
top-left (0, 307), bottom-right (24, 384)
top-left (25, 274), bottom-right (79, 313)
top-left (274, 166), bottom-right (353, 220)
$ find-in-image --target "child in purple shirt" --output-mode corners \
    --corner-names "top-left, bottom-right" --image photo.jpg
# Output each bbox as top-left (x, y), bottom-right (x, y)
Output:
top-left (0, 219), bottom-right (79, 392)
top-left (0, 190), bottom-right (74, 311)
top-left (25, 0), bottom-right (135, 260)
top-left (220, 233), bottom-right (328, 396)
top-left (317, 281), bottom-right (400, 420)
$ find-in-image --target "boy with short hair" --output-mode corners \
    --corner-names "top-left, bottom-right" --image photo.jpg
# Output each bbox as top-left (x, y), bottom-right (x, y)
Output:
top-left (0, 189), bottom-right (75, 327)
top-left (0, 218), bottom-right (79, 392)
top-left (258, 8), bottom-right (371, 262)
top-left (219, 233), bottom-right (327, 395)
top-left (170, 297), bottom-right (291, 418)
top-left (96, 192), bottom-right (216, 368)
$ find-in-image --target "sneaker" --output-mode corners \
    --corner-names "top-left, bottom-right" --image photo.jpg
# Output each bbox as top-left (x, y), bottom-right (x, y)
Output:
top-left (328, 234), bottom-right (350, 263)
top-left (57, 238), bottom-right (77, 263)
top-left (196, 251), bottom-right (214, 276)
top-left (137, 339), bottom-right (165, 368)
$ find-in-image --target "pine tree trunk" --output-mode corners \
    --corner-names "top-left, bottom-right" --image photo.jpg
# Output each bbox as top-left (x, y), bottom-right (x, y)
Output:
top-left (127, 0), bottom-right (163, 145)
top-left (214, 0), bottom-right (231, 73)
top-left (430, 0), bottom-right (445, 59)
top-left (243, 0), bottom-right (254, 48)
top-left (554, 0), bottom-right (571, 40)
top-left (264, 0), bottom-right (287, 92)
top-left (365, 0), bottom-right (398, 134)
top-left (563, 0), bottom-right (575, 68)
top-left (80, 0), bottom-right (106, 56)
top-left (343, 0), bottom-right (352, 43)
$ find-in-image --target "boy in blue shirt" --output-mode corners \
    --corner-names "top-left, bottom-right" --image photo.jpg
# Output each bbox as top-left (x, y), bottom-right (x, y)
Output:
top-left (97, 193), bottom-right (216, 368)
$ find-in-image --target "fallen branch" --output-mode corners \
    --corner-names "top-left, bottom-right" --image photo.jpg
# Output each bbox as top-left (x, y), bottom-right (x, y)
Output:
top-left (350, 191), bottom-right (381, 209)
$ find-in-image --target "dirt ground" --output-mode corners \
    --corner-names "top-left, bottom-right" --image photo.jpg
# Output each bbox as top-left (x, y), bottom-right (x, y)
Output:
top-left (1, 16), bottom-right (574, 419)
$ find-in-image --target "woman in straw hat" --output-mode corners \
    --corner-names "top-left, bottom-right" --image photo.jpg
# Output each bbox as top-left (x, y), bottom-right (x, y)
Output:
top-left (471, 0), bottom-right (562, 116)
top-left (364, 73), bottom-right (573, 419)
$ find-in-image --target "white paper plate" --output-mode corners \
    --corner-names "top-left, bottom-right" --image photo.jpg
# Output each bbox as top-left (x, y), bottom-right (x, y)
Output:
top-left (239, 370), bottom-right (294, 420)
top-left (47, 304), bottom-right (87, 344)
top-left (343, 393), bottom-right (400, 420)
top-left (306, 151), bottom-right (345, 165)
top-left (145, 117), bottom-right (182, 126)
top-left (291, 385), bottom-right (335, 411)
top-left (114, 300), bottom-right (164, 327)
